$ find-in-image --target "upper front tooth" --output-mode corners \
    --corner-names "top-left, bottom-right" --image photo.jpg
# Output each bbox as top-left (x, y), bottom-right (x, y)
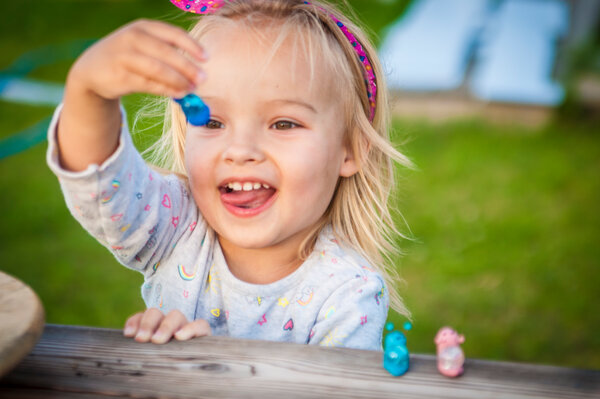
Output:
top-left (253, 183), bottom-right (261, 190)
top-left (243, 182), bottom-right (253, 191)
top-left (232, 182), bottom-right (243, 191)
top-left (263, 183), bottom-right (270, 189)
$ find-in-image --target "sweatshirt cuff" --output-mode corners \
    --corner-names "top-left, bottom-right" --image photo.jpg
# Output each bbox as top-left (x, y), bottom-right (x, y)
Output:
top-left (46, 103), bottom-right (134, 181)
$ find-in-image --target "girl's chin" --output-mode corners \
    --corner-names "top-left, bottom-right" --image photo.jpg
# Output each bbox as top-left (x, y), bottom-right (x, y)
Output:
top-left (217, 232), bottom-right (280, 251)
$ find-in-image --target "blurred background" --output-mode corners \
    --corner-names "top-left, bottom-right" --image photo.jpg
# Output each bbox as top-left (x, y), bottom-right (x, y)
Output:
top-left (0, 0), bottom-right (598, 369)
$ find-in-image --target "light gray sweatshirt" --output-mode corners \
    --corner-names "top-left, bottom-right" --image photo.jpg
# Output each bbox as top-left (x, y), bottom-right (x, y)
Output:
top-left (47, 106), bottom-right (389, 350)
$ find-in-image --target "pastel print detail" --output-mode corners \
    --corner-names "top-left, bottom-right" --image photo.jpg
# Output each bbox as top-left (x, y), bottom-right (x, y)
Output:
top-left (320, 328), bottom-right (348, 347)
top-left (361, 315), bottom-right (368, 325)
top-left (324, 306), bottom-right (335, 319)
top-left (162, 194), bottom-right (171, 208)
top-left (297, 287), bottom-right (314, 306)
top-left (211, 309), bottom-right (221, 317)
top-left (144, 204), bottom-right (151, 211)
top-left (277, 297), bottom-right (289, 307)
top-left (189, 221), bottom-right (197, 232)
top-left (178, 264), bottom-right (196, 281)
top-left (111, 213), bottom-right (123, 222)
top-left (172, 216), bottom-right (179, 228)
top-left (205, 264), bottom-right (220, 294)
top-left (101, 179), bottom-right (120, 203)
top-left (375, 286), bottom-right (384, 305)
top-left (283, 319), bottom-right (294, 331)
top-left (258, 314), bottom-right (267, 326)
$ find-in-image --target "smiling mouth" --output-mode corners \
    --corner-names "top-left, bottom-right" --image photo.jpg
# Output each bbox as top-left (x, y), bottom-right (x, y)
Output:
top-left (219, 182), bottom-right (277, 212)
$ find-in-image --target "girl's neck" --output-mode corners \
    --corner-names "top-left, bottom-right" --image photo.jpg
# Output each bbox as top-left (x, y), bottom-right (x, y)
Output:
top-left (218, 236), bottom-right (305, 285)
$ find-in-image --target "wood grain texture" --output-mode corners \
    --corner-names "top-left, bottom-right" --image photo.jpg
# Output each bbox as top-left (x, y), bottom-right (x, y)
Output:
top-left (0, 271), bottom-right (45, 377)
top-left (1, 325), bottom-right (598, 399)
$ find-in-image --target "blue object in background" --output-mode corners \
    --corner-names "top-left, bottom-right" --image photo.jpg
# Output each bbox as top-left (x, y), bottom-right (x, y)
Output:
top-left (383, 322), bottom-right (410, 377)
top-left (175, 94), bottom-right (210, 126)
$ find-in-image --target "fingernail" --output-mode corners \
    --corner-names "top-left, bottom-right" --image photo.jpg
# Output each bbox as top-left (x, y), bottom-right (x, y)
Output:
top-left (196, 70), bottom-right (206, 85)
top-left (175, 330), bottom-right (190, 341)
top-left (136, 330), bottom-right (150, 341)
top-left (199, 48), bottom-right (209, 60)
top-left (152, 331), bottom-right (167, 343)
top-left (124, 326), bottom-right (135, 336)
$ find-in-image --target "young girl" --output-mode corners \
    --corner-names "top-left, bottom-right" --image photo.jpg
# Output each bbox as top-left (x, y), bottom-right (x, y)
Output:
top-left (47, 0), bottom-right (411, 350)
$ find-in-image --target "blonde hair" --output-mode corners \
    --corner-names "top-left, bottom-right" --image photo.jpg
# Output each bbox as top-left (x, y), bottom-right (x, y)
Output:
top-left (140, 0), bottom-right (412, 317)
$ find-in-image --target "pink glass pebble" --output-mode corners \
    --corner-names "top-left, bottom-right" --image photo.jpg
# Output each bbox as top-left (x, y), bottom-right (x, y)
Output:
top-left (434, 326), bottom-right (465, 377)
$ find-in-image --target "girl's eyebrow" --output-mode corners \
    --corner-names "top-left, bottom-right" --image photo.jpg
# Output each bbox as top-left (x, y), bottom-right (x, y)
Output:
top-left (265, 99), bottom-right (317, 114)
top-left (200, 96), bottom-right (317, 114)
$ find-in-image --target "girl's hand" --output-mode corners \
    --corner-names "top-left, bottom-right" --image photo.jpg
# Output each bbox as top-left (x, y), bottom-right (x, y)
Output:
top-left (123, 308), bottom-right (211, 344)
top-left (68, 19), bottom-right (206, 100)
top-left (57, 19), bottom-right (206, 172)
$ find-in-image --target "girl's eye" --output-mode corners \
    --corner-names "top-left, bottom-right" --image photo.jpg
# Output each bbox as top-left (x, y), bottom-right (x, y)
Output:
top-left (271, 120), bottom-right (299, 130)
top-left (204, 119), bottom-right (224, 129)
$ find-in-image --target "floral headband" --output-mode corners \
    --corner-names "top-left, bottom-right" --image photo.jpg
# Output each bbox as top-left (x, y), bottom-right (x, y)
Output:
top-left (169, 0), bottom-right (377, 122)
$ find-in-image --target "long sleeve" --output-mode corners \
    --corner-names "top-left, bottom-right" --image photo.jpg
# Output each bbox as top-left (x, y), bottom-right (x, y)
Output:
top-left (46, 104), bottom-right (204, 278)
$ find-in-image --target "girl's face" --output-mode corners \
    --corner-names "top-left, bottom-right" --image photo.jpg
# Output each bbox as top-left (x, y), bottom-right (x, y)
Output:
top-left (184, 23), bottom-right (358, 256)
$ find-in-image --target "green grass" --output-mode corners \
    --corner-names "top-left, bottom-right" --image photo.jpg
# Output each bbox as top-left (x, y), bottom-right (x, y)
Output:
top-left (387, 118), bottom-right (600, 369)
top-left (1, 1), bottom-right (599, 370)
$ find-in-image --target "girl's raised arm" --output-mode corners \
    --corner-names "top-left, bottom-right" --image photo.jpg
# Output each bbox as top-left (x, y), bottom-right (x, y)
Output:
top-left (57, 19), bottom-right (206, 171)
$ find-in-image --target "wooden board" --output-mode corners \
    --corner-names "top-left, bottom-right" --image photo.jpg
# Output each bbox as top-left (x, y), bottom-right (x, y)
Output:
top-left (1, 324), bottom-right (598, 398)
top-left (0, 271), bottom-right (45, 377)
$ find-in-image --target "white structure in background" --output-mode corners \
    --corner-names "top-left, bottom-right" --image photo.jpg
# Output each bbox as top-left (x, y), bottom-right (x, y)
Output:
top-left (379, 0), bottom-right (493, 91)
top-left (379, 0), bottom-right (570, 106)
top-left (0, 77), bottom-right (63, 106)
top-left (469, 0), bottom-right (569, 105)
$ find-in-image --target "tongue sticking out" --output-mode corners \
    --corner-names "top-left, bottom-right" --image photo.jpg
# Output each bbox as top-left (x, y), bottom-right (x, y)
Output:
top-left (220, 187), bottom-right (276, 209)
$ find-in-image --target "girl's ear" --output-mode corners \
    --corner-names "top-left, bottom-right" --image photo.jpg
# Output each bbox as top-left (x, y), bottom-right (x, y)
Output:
top-left (339, 129), bottom-right (369, 177)
top-left (339, 143), bottom-right (359, 177)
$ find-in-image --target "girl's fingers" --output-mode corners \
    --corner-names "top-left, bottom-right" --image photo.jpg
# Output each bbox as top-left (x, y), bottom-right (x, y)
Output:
top-left (123, 312), bottom-right (144, 337)
top-left (151, 310), bottom-right (188, 344)
top-left (123, 53), bottom-right (192, 97)
top-left (128, 73), bottom-right (188, 98)
top-left (174, 319), bottom-right (212, 341)
top-left (135, 308), bottom-right (165, 342)
top-left (136, 19), bottom-right (207, 62)
top-left (130, 31), bottom-right (205, 88)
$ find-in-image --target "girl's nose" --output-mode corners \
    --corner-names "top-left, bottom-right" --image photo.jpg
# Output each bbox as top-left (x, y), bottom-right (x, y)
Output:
top-left (222, 128), bottom-right (265, 165)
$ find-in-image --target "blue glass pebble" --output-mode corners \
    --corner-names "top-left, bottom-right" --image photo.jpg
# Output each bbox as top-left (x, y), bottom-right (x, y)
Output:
top-left (383, 323), bottom-right (410, 376)
top-left (174, 94), bottom-right (210, 126)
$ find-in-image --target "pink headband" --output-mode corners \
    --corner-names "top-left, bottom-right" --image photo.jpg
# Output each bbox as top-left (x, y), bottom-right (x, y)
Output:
top-left (169, 0), bottom-right (377, 121)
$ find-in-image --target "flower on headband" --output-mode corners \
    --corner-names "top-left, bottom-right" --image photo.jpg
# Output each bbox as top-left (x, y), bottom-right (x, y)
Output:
top-left (169, 0), bottom-right (228, 14)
